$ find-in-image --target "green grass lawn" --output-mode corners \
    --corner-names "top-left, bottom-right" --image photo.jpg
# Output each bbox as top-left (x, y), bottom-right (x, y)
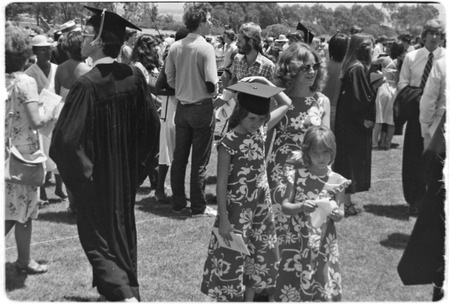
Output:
top-left (3, 132), bottom-right (436, 301)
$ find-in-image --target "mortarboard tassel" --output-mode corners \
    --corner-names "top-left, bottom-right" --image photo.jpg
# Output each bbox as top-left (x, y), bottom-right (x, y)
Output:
top-left (90, 9), bottom-right (106, 46)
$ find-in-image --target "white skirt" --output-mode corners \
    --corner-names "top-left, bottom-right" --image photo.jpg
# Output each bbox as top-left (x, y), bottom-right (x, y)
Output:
top-left (158, 95), bottom-right (178, 165)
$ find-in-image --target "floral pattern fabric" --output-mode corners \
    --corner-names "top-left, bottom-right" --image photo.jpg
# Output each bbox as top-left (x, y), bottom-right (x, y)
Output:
top-left (5, 72), bottom-right (41, 223)
top-left (266, 93), bottom-right (326, 249)
top-left (201, 129), bottom-right (279, 301)
top-left (274, 157), bottom-right (351, 302)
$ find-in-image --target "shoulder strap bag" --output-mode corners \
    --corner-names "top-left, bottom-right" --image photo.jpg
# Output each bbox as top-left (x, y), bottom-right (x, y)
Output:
top-left (5, 81), bottom-right (47, 187)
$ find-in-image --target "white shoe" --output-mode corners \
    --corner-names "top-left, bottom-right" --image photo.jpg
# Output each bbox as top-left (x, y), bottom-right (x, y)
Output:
top-left (192, 206), bottom-right (217, 218)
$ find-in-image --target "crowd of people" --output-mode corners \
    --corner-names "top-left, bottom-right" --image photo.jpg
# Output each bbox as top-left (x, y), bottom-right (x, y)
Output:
top-left (4, 3), bottom-right (445, 302)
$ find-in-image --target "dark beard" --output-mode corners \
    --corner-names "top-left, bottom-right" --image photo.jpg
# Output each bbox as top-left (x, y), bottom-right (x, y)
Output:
top-left (238, 43), bottom-right (252, 55)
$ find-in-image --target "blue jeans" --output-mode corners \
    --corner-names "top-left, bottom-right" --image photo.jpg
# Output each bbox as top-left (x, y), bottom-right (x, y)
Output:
top-left (170, 101), bottom-right (215, 214)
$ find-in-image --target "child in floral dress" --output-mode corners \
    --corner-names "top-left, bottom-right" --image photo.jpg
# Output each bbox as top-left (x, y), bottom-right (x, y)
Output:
top-left (274, 126), bottom-right (351, 301)
top-left (201, 77), bottom-right (292, 301)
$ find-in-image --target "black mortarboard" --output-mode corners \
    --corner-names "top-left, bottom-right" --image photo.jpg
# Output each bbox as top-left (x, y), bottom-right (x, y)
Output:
top-left (297, 22), bottom-right (315, 44)
top-left (227, 82), bottom-right (285, 115)
top-left (84, 6), bottom-right (141, 44)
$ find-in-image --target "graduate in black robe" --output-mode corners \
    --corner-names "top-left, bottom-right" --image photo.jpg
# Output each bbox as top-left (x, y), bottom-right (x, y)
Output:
top-left (397, 113), bottom-right (445, 301)
top-left (333, 34), bottom-right (376, 215)
top-left (50, 7), bottom-right (160, 301)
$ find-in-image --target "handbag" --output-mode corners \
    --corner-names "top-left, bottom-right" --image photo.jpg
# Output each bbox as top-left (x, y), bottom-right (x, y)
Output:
top-left (4, 85), bottom-right (47, 187)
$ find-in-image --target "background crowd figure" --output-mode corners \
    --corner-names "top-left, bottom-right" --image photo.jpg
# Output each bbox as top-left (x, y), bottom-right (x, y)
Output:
top-left (4, 2), bottom-right (445, 302)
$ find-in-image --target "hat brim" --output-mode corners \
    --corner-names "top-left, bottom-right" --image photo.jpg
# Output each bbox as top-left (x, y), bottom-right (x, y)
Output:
top-left (32, 42), bottom-right (52, 47)
top-left (60, 24), bottom-right (77, 33)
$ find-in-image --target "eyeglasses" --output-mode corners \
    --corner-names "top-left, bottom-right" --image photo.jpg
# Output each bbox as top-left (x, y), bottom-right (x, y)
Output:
top-left (299, 62), bottom-right (321, 72)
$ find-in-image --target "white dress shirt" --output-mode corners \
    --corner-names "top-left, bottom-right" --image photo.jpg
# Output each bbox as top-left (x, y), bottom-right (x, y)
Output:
top-left (398, 46), bottom-right (445, 90)
top-left (419, 56), bottom-right (446, 143)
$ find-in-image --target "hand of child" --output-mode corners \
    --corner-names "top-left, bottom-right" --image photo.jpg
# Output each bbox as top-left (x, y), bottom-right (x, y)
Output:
top-left (240, 76), bottom-right (272, 86)
top-left (301, 200), bottom-right (317, 213)
top-left (219, 219), bottom-right (234, 247)
top-left (329, 207), bottom-right (345, 222)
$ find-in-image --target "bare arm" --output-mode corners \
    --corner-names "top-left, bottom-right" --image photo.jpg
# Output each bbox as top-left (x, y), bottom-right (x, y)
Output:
top-left (216, 145), bottom-right (233, 245)
top-left (23, 101), bottom-right (54, 130)
top-left (321, 95), bottom-right (331, 129)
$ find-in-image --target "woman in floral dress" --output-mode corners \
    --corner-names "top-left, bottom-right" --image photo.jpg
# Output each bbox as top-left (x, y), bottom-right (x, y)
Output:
top-left (274, 126), bottom-right (351, 301)
top-left (266, 42), bottom-right (330, 250)
top-left (201, 77), bottom-right (291, 301)
top-left (5, 24), bottom-right (55, 274)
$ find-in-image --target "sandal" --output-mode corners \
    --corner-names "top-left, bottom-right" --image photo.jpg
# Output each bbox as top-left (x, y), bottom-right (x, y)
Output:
top-left (345, 203), bottom-right (359, 216)
top-left (15, 260), bottom-right (48, 275)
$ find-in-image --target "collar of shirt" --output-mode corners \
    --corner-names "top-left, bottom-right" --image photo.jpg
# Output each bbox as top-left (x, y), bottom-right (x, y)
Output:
top-left (93, 57), bottom-right (115, 67)
top-left (186, 32), bottom-right (206, 41)
top-left (244, 52), bottom-right (265, 67)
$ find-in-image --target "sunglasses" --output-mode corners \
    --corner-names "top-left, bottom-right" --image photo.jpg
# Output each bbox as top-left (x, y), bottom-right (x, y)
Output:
top-left (299, 62), bottom-right (321, 72)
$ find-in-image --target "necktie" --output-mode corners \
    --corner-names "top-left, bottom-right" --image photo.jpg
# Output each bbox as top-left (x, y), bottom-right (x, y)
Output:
top-left (420, 52), bottom-right (434, 90)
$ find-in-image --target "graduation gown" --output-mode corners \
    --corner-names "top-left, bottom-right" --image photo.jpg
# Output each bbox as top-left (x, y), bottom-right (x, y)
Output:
top-left (334, 64), bottom-right (376, 193)
top-left (393, 86), bottom-right (426, 206)
top-left (50, 62), bottom-right (160, 301)
top-left (397, 113), bottom-right (445, 297)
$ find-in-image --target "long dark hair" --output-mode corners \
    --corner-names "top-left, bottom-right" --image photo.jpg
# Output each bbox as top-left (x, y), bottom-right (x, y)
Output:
top-left (130, 34), bottom-right (160, 72)
top-left (340, 33), bottom-right (374, 79)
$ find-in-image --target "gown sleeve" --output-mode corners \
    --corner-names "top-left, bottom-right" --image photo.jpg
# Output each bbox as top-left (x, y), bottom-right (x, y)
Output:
top-left (348, 65), bottom-right (376, 128)
top-left (49, 79), bottom-right (94, 194)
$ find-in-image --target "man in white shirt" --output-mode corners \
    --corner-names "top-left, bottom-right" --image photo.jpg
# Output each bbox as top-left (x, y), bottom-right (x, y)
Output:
top-left (419, 56), bottom-right (446, 149)
top-left (165, 3), bottom-right (218, 218)
top-left (397, 18), bottom-right (445, 215)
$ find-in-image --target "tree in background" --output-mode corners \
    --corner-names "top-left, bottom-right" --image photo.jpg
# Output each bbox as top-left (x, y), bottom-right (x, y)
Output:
top-left (262, 24), bottom-right (292, 40)
top-left (5, 2), bottom-right (441, 41)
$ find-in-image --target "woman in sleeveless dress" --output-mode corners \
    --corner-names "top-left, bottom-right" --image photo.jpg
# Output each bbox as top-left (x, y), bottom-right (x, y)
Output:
top-left (266, 42), bottom-right (330, 251)
top-left (54, 31), bottom-right (91, 212)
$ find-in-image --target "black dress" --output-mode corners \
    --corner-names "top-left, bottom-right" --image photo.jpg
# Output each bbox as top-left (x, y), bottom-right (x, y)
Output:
top-left (50, 61), bottom-right (160, 301)
top-left (333, 63), bottom-right (376, 194)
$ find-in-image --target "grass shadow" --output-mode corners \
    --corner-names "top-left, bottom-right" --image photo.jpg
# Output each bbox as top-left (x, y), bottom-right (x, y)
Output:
top-left (363, 204), bottom-right (411, 221)
top-left (379, 232), bottom-right (410, 249)
top-left (36, 210), bottom-right (77, 225)
top-left (137, 186), bottom-right (153, 196)
top-left (135, 193), bottom-right (217, 219)
top-left (135, 196), bottom-right (190, 220)
top-left (5, 262), bottom-right (26, 292)
top-left (63, 296), bottom-right (97, 301)
top-left (5, 260), bottom-right (48, 292)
